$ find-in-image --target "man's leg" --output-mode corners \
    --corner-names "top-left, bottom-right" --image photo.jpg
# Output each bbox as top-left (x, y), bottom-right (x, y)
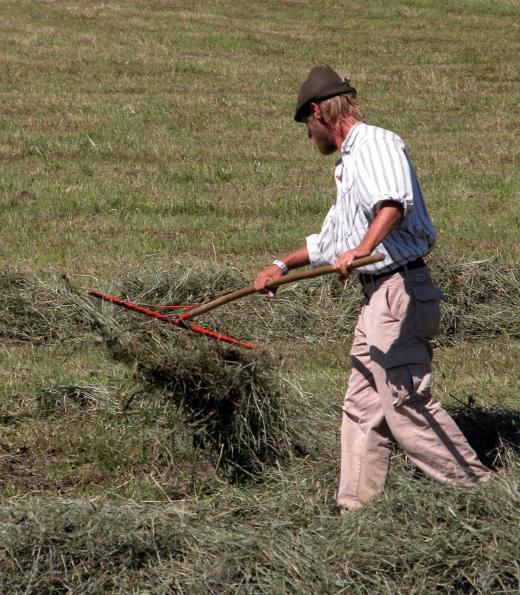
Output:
top-left (367, 271), bottom-right (491, 486)
top-left (371, 362), bottom-right (491, 484)
top-left (338, 307), bottom-right (394, 509)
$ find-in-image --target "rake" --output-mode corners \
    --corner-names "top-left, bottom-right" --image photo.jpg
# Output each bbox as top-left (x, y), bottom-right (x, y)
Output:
top-left (89, 253), bottom-right (384, 350)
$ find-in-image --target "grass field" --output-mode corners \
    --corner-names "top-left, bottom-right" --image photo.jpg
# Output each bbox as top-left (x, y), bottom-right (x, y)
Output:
top-left (0, 0), bottom-right (519, 592)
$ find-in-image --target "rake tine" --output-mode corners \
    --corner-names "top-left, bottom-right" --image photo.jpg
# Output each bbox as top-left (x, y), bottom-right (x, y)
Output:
top-left (88, 290), bottom-right (260, 351)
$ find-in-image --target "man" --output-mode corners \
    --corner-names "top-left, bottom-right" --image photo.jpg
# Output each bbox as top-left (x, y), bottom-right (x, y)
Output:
top-left (254, 65), bottom-right (490, 510)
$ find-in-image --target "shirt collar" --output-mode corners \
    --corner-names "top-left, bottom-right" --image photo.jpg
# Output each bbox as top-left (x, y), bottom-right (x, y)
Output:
top-left (341, 121), bottom-right (364, 156)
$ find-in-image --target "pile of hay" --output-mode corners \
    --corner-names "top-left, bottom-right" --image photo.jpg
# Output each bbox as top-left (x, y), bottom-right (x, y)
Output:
top-left (1, 258), bottom-right (518, 483)
top-left (1, 458), bottom-right (519, 593)
top-left (115, 255), bottom-right (520, 346)
top-left (115, 265), bottom-right (361, 344)
top-left (0, 271), bottom-right (86, 344)
top-left (120, 327), bottom-right (296, 481)
top-left (64, 285), bottom-right (298, 482)
top-left (430, 253), bottom-right (520, 342)
top-left (1, 253), bottom-right (518, 349)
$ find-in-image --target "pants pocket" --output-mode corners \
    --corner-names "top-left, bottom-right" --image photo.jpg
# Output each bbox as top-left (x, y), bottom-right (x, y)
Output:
top-left (411, 285), bottom-right (445, 340)
top-left (386, 362), bottom-right (433, 408)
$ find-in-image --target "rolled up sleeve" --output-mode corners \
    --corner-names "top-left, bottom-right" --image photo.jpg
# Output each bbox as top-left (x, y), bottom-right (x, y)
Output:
top-left (355, 139), bottom-right (414, 218)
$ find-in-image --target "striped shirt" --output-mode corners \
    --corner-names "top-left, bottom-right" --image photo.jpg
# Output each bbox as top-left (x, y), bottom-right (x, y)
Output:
top-left (306, 122), bottom-right (436, 274)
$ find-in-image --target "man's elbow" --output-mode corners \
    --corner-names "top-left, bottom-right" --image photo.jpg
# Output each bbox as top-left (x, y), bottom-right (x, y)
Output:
top-left (378, 200), bottom-right (405, 222)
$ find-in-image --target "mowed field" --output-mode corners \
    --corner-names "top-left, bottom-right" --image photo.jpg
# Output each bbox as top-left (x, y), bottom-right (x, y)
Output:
top-left (0, 0), bottom-right (519, 593)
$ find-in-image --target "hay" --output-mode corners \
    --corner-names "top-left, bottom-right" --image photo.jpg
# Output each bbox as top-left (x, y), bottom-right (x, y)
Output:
top-left (114, 255), bottom-right (520, 345)
top-left (1, 459), bottom-right (518, 593)
top-left (120, 327), bottom-right (297, 481)
top-left (115, 265), bottom-right (361, 344)
top-left (0, 264), bottom-right (519, 592)
top-left (1, 258), bottom-right (518, 483)
top-left (60, 257), bottom-right (519, 481)
top-left (0, 271), bottom-right (87, 344)
top-left (430, 253), bottom-right (520, 342)
top-left (0, 271), bottom-right (297, 482)
top-left (37, 384), bottom-right (114, 415)
top-left (1, 253), bottom-right (518, 349)
top-left (63, 284), bottom-right (298, 482)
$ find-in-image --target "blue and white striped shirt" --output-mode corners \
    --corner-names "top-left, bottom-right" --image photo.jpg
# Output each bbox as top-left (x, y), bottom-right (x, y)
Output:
top-left (306, 122), bottom-right (436, 274)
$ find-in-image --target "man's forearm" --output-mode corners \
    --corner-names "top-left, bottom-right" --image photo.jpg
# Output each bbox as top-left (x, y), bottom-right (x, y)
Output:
top-left (356, 201), bottom-right (404, 255)
top-left (277, 245), bottom-right (310, 271)
top-left (254, 245), bottom-right (310, 296)
top-left (333, 201), bottom-right (404, 276)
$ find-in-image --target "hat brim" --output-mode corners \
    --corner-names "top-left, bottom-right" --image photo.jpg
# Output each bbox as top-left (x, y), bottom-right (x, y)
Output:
top-left (294, 83), bottom-right (356, 122)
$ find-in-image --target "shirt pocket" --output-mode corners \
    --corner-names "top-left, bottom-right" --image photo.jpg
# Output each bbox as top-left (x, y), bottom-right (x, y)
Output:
top-left (411, 285), bottom-right (445, 340)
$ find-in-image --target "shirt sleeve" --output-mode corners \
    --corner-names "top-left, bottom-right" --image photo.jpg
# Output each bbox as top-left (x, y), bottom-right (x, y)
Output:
top-left (355, 138), bottom-right (415, 217)
top-left (306, 203), bottom-right (337, 267)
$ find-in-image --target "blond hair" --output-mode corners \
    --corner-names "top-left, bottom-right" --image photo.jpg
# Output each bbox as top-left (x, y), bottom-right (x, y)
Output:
top-left (319, 93), bottom-right (365, 130)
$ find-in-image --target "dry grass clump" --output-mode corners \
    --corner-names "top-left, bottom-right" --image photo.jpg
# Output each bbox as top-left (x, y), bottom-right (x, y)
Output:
top-left (115, 264), bottom-right (362, 344)
top-left (430, 253), bottom-right (520, 342)
top-left (64, 285), bottom-right (299, 482)
top-left (1, 457), bottom-right (518, 593)
top-left (1, 254), bottom-right (517, 352)
top-left (0, 271), bottom-right (87, 344)
top-left (120, 327), bottom-right (297, 481)
top-left (119, 266), bottom-right (250, 309)
top-left (115, 255), bottom-right (520, 346)
top-left (0, 270), bottom-right (298, 482)
top-left (0, 499), bottom-right (186, 593)
top-left (37, 384), bottom-right (114, 415)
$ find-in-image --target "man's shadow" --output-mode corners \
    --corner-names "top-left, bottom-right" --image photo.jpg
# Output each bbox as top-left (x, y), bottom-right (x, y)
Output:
top-left (446, 401), bottom-right (520, 469)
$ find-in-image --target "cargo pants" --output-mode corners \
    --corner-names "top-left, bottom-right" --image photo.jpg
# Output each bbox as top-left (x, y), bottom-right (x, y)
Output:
top-left (337, 265), bottom-right (490, 509)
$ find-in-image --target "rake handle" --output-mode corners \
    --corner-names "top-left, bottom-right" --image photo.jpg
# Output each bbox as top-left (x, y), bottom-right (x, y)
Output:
top-left (178, 253), bottom-right (385, 322)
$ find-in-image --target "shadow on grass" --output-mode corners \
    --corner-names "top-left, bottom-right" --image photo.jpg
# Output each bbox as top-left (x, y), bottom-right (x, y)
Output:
top-left (448, 402), bottom-right (520, 469)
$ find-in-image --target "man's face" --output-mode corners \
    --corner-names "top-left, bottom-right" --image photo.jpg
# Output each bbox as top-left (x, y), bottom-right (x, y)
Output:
top-left (305, 112), bottom-right (336, 155)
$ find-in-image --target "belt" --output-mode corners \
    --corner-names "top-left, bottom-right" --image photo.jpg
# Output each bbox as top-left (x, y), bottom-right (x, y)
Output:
top-left (358, 257), bottom-right (426, 286)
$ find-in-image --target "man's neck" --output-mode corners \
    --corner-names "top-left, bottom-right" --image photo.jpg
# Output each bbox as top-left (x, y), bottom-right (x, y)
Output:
top-left (332, 116), bottom-right (360, 152)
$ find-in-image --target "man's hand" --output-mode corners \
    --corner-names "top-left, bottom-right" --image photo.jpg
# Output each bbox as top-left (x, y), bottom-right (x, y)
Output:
top-left (253, 264), bottom-right (285, 298)
top-left (253, 246), bottom-right (310, 297)
top-left (333, 247), bottom-right (372, 278)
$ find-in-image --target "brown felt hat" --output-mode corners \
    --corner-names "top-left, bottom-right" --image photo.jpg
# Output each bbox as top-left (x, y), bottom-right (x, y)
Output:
top-left (294, 65), bottom-right (357, 122)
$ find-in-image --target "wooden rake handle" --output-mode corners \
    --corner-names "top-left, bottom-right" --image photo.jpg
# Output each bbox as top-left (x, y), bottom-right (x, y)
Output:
top-left (178, 253), bottom-right (385, 323)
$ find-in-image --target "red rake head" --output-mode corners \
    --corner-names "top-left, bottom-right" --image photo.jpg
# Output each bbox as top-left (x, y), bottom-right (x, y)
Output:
top-left (88, 290), bottom-right (261, 351)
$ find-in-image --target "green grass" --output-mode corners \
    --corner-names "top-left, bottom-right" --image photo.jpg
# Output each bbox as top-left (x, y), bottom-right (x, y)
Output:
top-left (0, 0), bottom-right (519, 592)
top-left (1, 0), bottom-right (519, 275)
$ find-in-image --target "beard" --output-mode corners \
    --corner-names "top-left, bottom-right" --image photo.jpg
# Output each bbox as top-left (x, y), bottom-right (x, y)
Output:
top-left (315, 135), bottom-right (336, 155)
top-left (308, 120), bottom-right (336, 155)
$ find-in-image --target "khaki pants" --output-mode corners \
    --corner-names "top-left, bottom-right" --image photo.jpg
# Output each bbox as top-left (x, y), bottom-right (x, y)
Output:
top-left (338, 266), bottom-right (490, 509)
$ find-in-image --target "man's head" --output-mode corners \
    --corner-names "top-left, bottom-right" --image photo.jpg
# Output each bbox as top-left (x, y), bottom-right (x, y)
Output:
top-left (295, 65), bottom-right (365, 153)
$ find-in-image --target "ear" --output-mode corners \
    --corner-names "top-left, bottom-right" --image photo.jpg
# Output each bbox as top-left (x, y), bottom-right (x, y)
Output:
top-left (309, 102), bottom-right (324, 124)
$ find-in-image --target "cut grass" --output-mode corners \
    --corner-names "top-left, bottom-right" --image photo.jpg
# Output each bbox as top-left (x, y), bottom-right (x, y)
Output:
top-left (0, 0), bottom-right (519, 591)
top-left (0, 257), bottom-right (518, 493)
top-left (1, 457), bottom-right (518, 593)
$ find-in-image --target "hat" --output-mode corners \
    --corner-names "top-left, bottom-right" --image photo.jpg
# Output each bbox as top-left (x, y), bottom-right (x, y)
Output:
top-left (294, 65), bottom-right (356, 122)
